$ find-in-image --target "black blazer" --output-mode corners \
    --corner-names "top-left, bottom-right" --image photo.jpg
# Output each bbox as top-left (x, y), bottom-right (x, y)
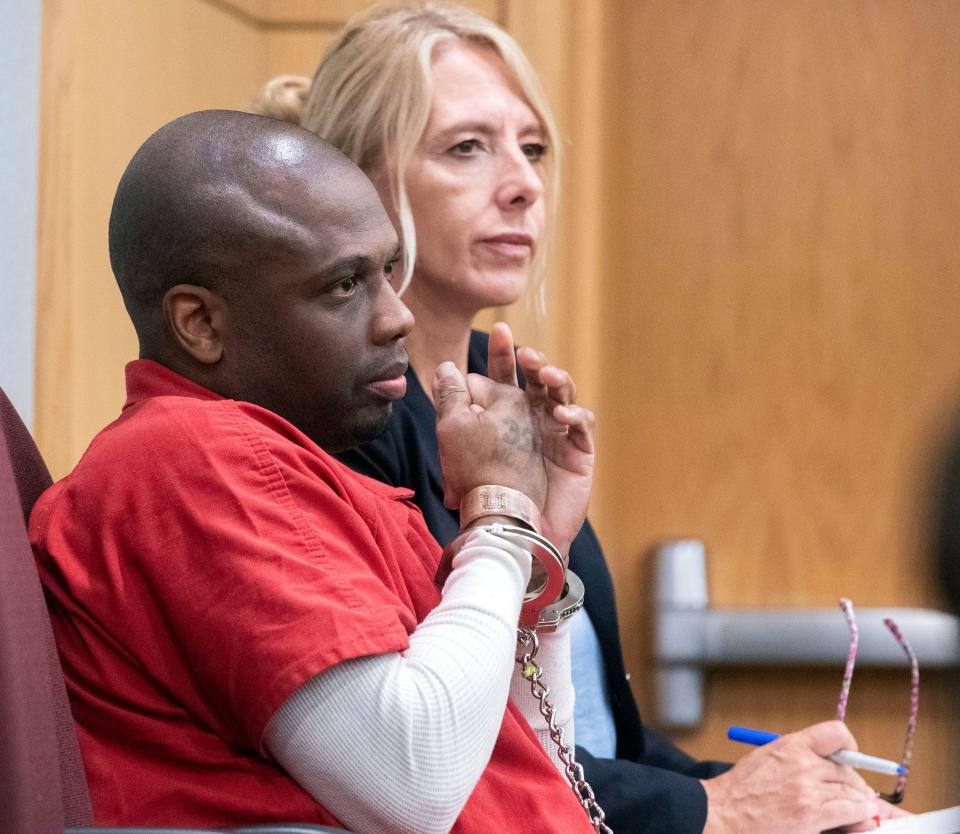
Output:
top-left (337, 331), bottom-right (729, 833)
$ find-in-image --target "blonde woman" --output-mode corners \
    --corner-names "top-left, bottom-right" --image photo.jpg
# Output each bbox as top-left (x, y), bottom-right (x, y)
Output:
top-left (257, 4), bottom-right (900, 832)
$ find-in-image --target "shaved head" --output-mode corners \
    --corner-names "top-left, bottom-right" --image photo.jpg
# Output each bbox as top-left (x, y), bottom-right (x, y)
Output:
top-left (107, 109), bottom-right (413, 451)
top-left (109, 109), bottom-right (359, 347)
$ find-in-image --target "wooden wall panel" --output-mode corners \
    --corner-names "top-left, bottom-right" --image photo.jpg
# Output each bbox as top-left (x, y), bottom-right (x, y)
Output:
top-left (260, 0), bottom-right (502, 81)
top-left (205, 0), bottom-right (372, 23)
top-left (214, 0), bottom-right (499, 26)
top-left (265, 30), bottom-right (339, 80)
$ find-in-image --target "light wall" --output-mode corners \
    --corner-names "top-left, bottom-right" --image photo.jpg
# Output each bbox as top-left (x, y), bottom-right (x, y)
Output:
top-left (37, 0), bottom-right (960, 807)
top-left (0, 0), bottom-right (41, 427)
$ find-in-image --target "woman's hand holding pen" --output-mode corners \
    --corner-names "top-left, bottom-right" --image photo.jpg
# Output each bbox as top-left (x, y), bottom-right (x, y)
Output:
top-left (700, 721), bottom-right (907, 834)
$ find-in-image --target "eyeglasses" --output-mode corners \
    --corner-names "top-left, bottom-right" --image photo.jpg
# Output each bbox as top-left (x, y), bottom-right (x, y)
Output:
top-left (837, 597), bottom-right (918, 804)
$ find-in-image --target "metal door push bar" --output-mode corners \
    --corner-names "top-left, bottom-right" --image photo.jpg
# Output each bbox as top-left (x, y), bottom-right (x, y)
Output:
top-left (653, 539), bottom-right (960, 728)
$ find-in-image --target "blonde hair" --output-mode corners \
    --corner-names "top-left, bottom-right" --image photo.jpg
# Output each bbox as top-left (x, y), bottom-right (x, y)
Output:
top-left (253, 1), bottom-right (560, 312)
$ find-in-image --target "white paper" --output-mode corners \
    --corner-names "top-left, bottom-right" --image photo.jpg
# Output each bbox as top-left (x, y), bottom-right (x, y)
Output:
top-left (878, 806), bottom-right (960, 833)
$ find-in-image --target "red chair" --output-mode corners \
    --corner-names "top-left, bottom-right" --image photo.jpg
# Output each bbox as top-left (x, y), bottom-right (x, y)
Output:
top-left (0, 388), bottom-right (341, 834)
top-left (0, 387), bottom-right (93, 831)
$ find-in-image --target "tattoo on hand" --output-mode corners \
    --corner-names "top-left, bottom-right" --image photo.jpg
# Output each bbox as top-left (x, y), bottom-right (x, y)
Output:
top-left (501, 419), bottom-right (541, 453)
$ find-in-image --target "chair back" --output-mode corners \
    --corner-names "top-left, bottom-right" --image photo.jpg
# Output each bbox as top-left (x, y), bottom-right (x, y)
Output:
top-left (0, 387), bottom-right (94, 830)
top-left (0, 388), bottom-right (53, 524)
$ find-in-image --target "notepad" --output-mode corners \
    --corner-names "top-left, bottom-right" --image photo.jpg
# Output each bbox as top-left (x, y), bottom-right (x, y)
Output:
top-left (879, 805), bottom-right (960, 833)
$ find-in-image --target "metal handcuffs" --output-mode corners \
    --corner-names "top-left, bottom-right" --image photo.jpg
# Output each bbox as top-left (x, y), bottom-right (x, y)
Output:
top-left (434, 522), bottom-right (584, 631)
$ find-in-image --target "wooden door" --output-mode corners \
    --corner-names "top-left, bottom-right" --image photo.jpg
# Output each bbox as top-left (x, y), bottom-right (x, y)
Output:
top-left (577, 0), bottom-right (960, 810)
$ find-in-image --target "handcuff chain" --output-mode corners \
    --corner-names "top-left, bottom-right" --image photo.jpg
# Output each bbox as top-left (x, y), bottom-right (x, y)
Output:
top-left (516, 626), bottom-right (613, 834)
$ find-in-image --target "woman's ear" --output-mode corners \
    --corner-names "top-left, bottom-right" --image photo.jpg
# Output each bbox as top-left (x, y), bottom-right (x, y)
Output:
top-left (162, 284), bottom-right (227, 364)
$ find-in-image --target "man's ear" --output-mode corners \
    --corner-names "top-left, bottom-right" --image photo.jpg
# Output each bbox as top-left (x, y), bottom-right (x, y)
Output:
top-left (162, 284), bottom-right (227, 364)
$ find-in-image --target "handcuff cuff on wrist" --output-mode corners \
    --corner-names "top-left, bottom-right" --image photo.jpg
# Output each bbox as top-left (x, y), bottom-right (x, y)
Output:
top-left (433, 484), bottom-right (582, 630)
top-left (434, 522), bottom-right (584, 630)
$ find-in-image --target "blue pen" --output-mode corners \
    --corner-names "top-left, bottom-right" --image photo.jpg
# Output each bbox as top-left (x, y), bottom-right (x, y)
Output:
top-left (727, 726), bottom-right (907, 776)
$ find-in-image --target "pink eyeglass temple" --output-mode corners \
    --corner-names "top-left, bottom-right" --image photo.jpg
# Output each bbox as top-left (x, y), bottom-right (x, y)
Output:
top-left (837, 597), bottom-right (918, 802)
